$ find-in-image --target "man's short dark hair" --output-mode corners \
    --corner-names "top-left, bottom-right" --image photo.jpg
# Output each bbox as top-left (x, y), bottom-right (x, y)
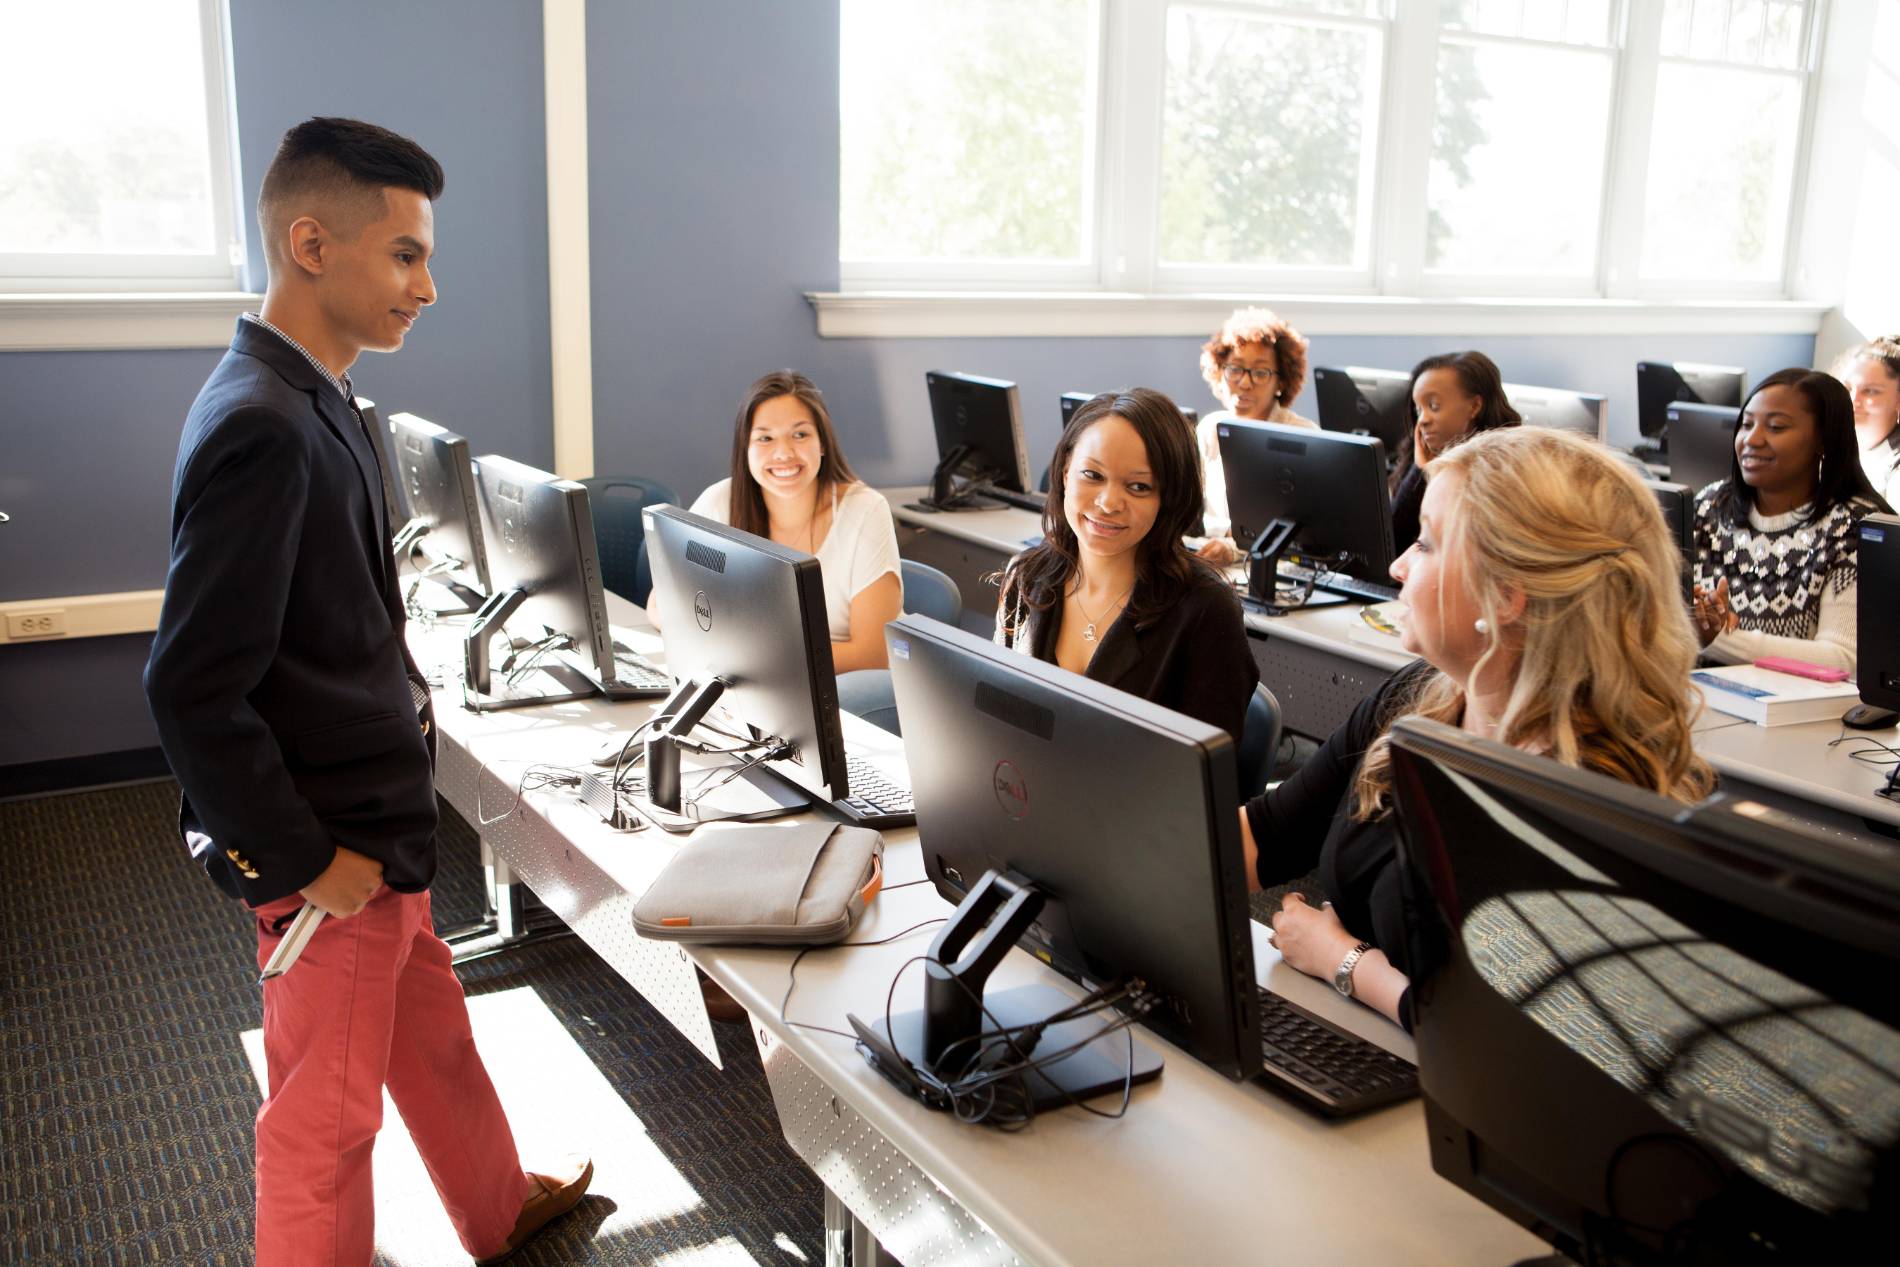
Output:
top-left (257, 117), bottom-right (444, 269)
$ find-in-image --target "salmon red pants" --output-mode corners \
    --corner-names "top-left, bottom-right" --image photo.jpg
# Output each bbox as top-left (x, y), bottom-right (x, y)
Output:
top-left (251, 886), bottom-right (530, 1266)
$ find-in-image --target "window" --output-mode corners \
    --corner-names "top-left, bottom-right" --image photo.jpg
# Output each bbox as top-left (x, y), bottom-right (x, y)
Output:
top-left (0, 0), bottom-right (241, 292)
top-left (837, 0), bottom-right (1829, 302)
top-left (1638, 0), bottom-right (1815, 287)
top-left (1425, 3), bottom-right (1618, 285)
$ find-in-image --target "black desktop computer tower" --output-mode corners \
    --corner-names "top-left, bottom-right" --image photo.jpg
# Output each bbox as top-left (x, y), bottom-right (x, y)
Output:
top-left (1859, 514), bottom-right (1900, 711)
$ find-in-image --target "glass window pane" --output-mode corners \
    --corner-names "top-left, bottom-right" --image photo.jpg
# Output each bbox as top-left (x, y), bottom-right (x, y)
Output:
top-left (1690, 0), bottom-right (1731, 60)
top-left (1661, 0), bottom-right (1697, 56)
top-left (1761, 1), bottom-right (1805, 69)
top-left (839, 0), bottom-right (1095, 263)
top-left (1640, 63), bottom-right (1801, 281)
top-left (1424, 40), bottom-right (1614, 277)
top-left (1159, 7), bottom-right (1382, 268)
top-left (0, 0), bottom-right (217, 256)
top-left (1520, 0), bottom-right (1567, 43)
top-left (1726, 0), bottom-right (1767, 63)
top-left (1566, 0), bottom-right (1614, 45)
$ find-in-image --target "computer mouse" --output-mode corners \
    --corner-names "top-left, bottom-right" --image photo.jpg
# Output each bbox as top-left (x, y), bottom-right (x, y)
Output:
top-left (1841, 703), bottom-right (1900, 730)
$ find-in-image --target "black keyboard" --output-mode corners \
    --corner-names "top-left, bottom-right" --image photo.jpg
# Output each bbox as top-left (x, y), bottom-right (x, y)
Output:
top-left (833, 752), bottom-right (916, 829)
top-left (604, 646), bottom-right (672, 697)
top-left (973, 484), bottom-right (1046, 514)
top-left (1253, 988), bottom-right (1418, 1117)
top-left (1313, 572), bottom-right (1399, 605)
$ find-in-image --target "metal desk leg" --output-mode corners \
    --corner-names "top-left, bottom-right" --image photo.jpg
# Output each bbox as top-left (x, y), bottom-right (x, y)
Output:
top-left (826, 1189), bottom-right (902, 1267)
top-left (443, 835), bottom-right (575, 965)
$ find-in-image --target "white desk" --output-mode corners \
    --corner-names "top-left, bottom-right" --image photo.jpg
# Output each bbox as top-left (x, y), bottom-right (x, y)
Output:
top-left (407, 597), bottom-right (1549, 1266)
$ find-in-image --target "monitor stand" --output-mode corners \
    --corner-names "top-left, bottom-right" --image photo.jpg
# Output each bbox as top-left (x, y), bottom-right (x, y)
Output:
top-left (854, 869), bottom-right (1162, 1112)
top-left (1245, 518), bottom-right (1308, 614)
top-left (636, 678), bottom-right (811, 826)
top-left (911, 444), bottom-right (999, 513)
top-left (461, 588), bottom-right (600, 712)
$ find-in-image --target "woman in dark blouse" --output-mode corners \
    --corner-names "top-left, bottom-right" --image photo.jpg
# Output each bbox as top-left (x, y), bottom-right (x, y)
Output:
top-left (1390, 350), bottom-right (1521, 555)
top-left (996, 388), bottom-right (1258, 745)
top-left (1246, 427), bottom-right (1715, 1027)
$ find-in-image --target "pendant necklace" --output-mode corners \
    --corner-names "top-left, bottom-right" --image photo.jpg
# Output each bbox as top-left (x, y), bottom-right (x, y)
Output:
top-left (1072, 579), bottom-right (1135, 643)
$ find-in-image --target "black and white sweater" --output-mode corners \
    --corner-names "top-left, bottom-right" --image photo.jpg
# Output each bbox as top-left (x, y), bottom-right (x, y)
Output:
top-left (1691, 484), bottom-right (1880, 674)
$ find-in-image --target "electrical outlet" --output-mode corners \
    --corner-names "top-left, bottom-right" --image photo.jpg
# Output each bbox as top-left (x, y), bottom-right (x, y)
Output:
top-left (6, 609), bottom-right (67, 640)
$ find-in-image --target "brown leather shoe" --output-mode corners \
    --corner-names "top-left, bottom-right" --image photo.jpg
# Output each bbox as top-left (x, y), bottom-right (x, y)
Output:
top-left (474, 1156), bottom-right (594, 1265)
top-left (699, 970), bottom-right (748, 1025)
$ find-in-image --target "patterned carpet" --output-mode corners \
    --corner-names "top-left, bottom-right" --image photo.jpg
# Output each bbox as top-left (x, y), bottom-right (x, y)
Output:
top-left (0, 780), bottom-right (824, 1266)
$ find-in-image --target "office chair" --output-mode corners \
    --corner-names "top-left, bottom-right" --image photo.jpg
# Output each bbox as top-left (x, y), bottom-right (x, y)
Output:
top-left (1236, 682), bottom-right (1283, 800)
top-left (581, 475), bottom-right (678, 604)
top-left (837, 560), bottom-right (965, 736)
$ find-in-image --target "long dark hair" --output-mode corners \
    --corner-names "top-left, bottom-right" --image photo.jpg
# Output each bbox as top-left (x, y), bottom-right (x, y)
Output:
top-left (726, 370), bottom-right (859, 539)
top-left (1392, 350), bottom-right (1522, 488)
top-left (1712, 367), bottom-right (1893, 525)
top-left (1000, 388), bottom-right (1210, 629)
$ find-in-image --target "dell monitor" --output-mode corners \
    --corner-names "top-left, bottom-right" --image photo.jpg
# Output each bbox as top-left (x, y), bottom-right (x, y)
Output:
top-left (1389, 716), bottom-right (1900, 1265)
top-left (354, 396), bottom-right (407, 529)
top-left (1314, 365), bottom-right (1412, 453)
top-left (882, 614), bottom-right (1256, 1104)
top-left (1502, 381), bottom-right (1607, 441)
top-left (463, 455), bottom-right (657, 709)
top-left (389, 412), bottom-right (491, 604)
top-left (1642, 478), bottom-right (1694, 599)
top-left (920, 371), bottom-right (1036, 511)
top-left (1661, 401), bottom-right (1736, 495)
top-left (641, 505), bottom-right (848, 808)
top-left (1855, 514), bottom-right (1900, 727)
top-left (1216, 419), bottom-right (1396, 603)
top-left (1637, 360), bottom-right (1745, 442)
top-left (1063, 390), bottom-right (1196, 430)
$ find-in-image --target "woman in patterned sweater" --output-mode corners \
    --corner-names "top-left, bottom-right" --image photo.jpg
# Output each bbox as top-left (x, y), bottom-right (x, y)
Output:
top-left (1690, 368), bottom-right (1893, 674)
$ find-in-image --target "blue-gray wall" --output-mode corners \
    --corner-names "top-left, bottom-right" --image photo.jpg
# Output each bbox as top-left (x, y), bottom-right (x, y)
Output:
top-left (0, 0), bottom-right (552, 767)
top-left (0, 0), bottom-right (1817, 769)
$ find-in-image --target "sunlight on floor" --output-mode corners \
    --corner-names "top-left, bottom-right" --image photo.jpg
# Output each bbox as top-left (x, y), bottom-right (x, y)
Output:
top-left (243, 985), bottom-right (706, 1265)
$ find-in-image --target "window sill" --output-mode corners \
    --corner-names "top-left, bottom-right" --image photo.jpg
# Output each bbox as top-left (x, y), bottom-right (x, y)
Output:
top-left (0, 291), bottom-right (262, 352)
top-left (805, 291), bottom-right (1832, 340)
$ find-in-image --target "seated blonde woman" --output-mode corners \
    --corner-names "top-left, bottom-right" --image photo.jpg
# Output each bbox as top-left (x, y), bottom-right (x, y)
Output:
top-left (1243, 427), bottom-right (1715, 1027)
top-left (1194, 306), bottom-right (1316, 565)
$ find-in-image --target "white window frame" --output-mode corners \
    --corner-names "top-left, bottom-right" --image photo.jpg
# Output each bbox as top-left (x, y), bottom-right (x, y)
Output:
top-left (832, 0), bottom-right (1832, 314)
top-left (0, 0), bottom-right (246, 296)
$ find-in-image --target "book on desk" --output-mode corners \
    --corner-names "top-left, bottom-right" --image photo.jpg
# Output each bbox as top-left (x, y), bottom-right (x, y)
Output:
top-left (1691, 664), bottom-right (1860, 727)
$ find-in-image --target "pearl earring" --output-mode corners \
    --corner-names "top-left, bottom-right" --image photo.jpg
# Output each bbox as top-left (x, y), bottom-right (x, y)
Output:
top-left (1474, 618), bottom-right (1490, 636)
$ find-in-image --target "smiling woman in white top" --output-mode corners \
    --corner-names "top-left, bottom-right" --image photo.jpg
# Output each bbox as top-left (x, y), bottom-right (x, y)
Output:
top-left (1193, 306), bottom-right (1317, 565)
top-left (648, 370), bottom-right (902, 672)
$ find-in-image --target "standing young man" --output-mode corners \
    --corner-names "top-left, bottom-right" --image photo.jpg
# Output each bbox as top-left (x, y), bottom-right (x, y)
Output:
top-left (144, 117), bottom-right (590, 1266)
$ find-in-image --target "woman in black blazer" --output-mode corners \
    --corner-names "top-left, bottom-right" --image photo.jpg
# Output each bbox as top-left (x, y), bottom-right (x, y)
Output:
top-left (995, 388), bottom-right (1258, 744)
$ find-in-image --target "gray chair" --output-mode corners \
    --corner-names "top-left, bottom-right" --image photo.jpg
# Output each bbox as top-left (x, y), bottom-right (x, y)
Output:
top-left (580, 476), bottom-right (677, 604)
top-left (1235, 682), bottom-right (1283, 801)
top-left (837, 560), bottom-right (964, 736)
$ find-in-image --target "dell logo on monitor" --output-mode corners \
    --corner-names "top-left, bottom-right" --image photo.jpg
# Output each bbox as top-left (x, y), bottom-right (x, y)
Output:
top-left (993, 759), bottom-right (1028, 820)
top-left (693, 590), bottom-right (712, 631)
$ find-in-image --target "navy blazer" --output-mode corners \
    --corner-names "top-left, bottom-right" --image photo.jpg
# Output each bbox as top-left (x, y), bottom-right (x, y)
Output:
top-left (145, 319), bottom-right (437, 905)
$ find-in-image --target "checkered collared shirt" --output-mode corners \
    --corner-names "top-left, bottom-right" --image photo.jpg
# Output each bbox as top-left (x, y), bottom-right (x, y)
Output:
top-left (242, 311), bottom-right (354, 404)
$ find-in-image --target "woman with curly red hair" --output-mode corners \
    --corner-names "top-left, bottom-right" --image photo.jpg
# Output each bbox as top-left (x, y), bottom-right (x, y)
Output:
top-left (1194, 306), bottom-right (1316, 565)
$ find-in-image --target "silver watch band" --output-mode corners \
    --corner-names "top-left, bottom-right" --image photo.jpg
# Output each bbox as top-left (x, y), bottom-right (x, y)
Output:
top-left (1334, 941), bottom-right (1373, 998)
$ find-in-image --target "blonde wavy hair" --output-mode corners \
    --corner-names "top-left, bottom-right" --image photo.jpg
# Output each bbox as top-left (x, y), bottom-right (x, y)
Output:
top-left (1354, 427), bottom-right (1714, 818)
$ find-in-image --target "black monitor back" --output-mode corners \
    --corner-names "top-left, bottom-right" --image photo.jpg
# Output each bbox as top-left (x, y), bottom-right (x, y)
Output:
top-left (1313, 365), bottom-right (1412, 452)
top-left (1663, 401), bottom-right (1735, 494)
top-left (354, 396), bottom-right (407, 527)
top-left (392, 412), bottom-right (492, 593)
top-left (1503, 381), bottom-right (1606, 440)
top-left (1217, 419), bottom-right (1395, 585)
top-left (1642, 478), bottom-right (1694, 597)
top-left (1637, 361), bottom-right (1746, 440)
top-left (1859, 513), bottom-right (1900, 712)
top-left (471, 454), bottom-right (614, 682)
top-left (1389, 716), bottom-right (1900, 1265)
top-left (926, 371), bottom-right (1032, 494)
top-left (642, 505), bottom-right (845, 801)
top-left (885, 614), bottom-right (1260, 1081)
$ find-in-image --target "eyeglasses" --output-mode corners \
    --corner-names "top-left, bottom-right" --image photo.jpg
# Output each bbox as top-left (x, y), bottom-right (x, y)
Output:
top-left (1220, 364), bottom-right (1277, 386)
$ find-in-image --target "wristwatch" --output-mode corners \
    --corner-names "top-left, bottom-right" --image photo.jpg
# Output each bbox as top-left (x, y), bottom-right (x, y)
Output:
top-left (1333, 941), bottom-right (1374, 998)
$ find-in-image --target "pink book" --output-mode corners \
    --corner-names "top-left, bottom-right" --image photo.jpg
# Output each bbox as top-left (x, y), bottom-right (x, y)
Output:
top-left (1753, 656), bottom-right (1850, 683)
